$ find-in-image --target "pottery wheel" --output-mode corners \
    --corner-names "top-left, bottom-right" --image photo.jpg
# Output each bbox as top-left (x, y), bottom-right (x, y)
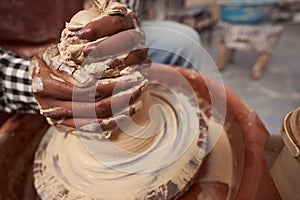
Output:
top-left (33, 83), bottom-right (208, 200)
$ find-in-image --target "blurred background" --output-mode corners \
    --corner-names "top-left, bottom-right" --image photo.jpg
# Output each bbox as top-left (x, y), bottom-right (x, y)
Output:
top-left (139, 0), bottom-right (300, 135)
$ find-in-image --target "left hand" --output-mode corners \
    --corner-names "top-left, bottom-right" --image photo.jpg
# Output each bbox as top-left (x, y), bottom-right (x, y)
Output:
top-left (30, 9), bottom-right (151, 134)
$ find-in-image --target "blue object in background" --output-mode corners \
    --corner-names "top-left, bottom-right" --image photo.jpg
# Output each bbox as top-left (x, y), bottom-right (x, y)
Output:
top-left (219, 0), bottom-right (278, 24)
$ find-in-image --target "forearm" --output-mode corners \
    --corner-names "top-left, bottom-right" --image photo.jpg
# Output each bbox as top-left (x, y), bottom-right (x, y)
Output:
top-left (0, 47), bottom-right (39, 113)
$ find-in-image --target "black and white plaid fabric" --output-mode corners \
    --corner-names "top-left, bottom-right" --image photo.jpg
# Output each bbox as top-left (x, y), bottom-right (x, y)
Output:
top-left (0, 47), bottom-right (39, 113)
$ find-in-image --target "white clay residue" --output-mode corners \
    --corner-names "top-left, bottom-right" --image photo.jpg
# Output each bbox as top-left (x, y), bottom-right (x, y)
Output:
top-left (40, 107), bottom-right (67, 116)
top-left (33, 84), bottom-right (209, 199)
top-left (58, 0), bottom-right (134, 69)
top-left (32, 77), bottom-right (44, 93)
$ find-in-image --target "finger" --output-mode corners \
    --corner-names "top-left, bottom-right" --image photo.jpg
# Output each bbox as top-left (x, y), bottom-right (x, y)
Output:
top-left (123, 48), bottom-right (149, 68)
top-left (76, 14), bottom-right (135, 41)
top-left (38, 44), bottom-right (95, 87)
top-left (72, 72), bottom-right (147, 101)
top-left (39, 84), bottom-right (148, 119)
top-left (96, 72), bottom-right (148, 99)
top-left (108, 48), bottom-right (148, 70)
top-left (60, 117), bottom-right (117, 133)
top-left (73, 83), bottom-right (146, 118)
top-left (49, 60), bottom-right (94, 87)
top-left (32, 55), bottom-right (93, 100)
top-left (58, 100), bottom-right (143, 132)
top-left (32, 51), bottom-right (148, 101)
top-left (34, 64), bottom-right (146, 102)
top-left (31, 55), bottom-right (73, 101)
top-left (85, 48), bottom-right (149, 78)
top-left (83, 28), bottom-right (145, 57)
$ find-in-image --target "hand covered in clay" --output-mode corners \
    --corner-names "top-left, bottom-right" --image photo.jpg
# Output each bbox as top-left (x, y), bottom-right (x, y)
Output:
top-left (30, 4), bottom-right (150, 136)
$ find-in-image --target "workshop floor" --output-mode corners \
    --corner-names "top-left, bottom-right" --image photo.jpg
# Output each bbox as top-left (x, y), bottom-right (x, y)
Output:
top-left (204, 23), bottom-right (300, 135)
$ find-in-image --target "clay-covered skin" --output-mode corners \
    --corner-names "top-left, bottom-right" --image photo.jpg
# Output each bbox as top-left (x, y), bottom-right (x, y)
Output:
top-left (30, 0), bottom-right (150, 137)
top-left (31, 2), bottom-right (209, 197)
top-left (58, 0), bottom-right (138, 68)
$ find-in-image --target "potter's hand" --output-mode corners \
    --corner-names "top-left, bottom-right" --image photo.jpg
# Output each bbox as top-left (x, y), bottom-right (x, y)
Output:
top-left (76, 11), bottom-right (138, 43)
top-left (30, 18), bottom-right (150, 133)
top-left (30, 44), bottom-right (149, 133)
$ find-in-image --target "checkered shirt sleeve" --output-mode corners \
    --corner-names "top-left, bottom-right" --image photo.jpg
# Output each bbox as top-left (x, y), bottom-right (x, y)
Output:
top-left (0, 47), bottom-right (39, 113)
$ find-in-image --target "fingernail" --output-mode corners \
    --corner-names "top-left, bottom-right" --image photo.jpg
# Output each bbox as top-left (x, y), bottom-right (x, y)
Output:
top-left (76, 28), bottom-right (92, 40)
